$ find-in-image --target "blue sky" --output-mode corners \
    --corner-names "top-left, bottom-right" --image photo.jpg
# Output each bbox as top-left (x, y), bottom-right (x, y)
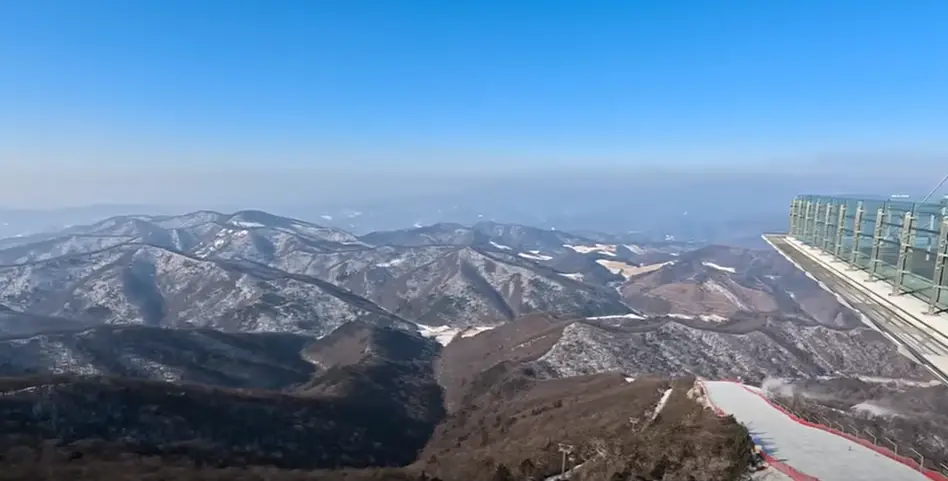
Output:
top-left (2, 0), bottom-right (947, 205)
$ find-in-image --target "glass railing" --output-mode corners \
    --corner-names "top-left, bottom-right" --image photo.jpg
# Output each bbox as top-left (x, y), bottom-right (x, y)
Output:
top-left (789, 194), bottom-right (948, 313)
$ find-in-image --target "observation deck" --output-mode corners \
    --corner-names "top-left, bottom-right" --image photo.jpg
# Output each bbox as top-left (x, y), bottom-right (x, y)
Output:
top-left (764, 194), bottom-right (948, 383)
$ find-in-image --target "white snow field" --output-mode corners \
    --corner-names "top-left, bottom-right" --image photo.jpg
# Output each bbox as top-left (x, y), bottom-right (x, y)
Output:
top-left (702, 380), bottom-right (930, 481)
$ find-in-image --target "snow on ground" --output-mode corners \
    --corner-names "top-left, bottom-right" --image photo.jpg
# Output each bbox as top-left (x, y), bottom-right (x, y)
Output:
top-left (702, 261), bottom-right (737, 273)
top-left (853, 375), bottom-right (943, 387)
top-left (519, 251), bottom-right (553, 261)
top-left (597, 260), bottom-right (673, 279)
top-left (624, 376), bottom-right (636, 383)
top-left (560, 272), bottom-right (585, 281)
top-left (320, 215), bottom-right (333, 221)
top-left (489, 241), bottom-right (512, 250)
top-left (623, 244), bottom-right (646, 255)
top-left (667, 313), bottom-right (729, 323)
top-left (376, 258), bottom-right (405, 267)
top-left (704, 381), bottom-right (930, 481)
top-left (193, 227), bottom-right (248, 257)
top-left (415, 323), bottom-right (495, 345)
top-left (231, 221), bottom-right (265, 228)
top-left (415, 324), bottom-right (461, 346)
top-left (563, 243), bottom-right (617, 256)
top-left (595, 259), bottom-right (637, 278)
top-left (585, 313), bottom-right (645, 321)
top-left (459, 326), bottom-right (495, 338)
top-left (649, 388), bottom-right (674, 422)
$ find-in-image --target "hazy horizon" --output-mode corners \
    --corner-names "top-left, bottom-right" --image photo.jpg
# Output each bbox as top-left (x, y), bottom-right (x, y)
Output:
top-left (4, 1), bottom-right (948, 209)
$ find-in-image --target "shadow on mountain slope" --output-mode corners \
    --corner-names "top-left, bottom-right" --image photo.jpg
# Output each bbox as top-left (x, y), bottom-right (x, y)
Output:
top-left (0, 324), bottom-right (445, 472)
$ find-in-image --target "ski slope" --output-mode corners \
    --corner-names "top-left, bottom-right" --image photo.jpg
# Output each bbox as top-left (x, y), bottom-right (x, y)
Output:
top-left (702, 380), bottom-right (932, 481)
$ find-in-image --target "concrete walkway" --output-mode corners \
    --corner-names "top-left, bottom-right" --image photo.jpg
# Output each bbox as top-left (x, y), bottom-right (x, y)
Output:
top-left (703, 381), bottom-right (930, 481)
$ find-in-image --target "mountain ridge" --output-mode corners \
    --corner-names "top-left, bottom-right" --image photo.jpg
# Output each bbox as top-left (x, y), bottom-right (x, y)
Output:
top-left (0, 208), bottom-right (928, 388)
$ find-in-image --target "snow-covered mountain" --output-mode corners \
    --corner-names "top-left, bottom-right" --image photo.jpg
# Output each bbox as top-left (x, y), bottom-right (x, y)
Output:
top-left (0, 242), bottom-right (410, 336)
top-left (0, 208), bottom-right (916, 386)
top-left (0, 211), bottom-right (658, 335)
top-left (444, 314), bottom-right (929, 388)
top-left (619, 245), bottom-right (863, 328)
top-left (0, 325), bottom-right (316, 389)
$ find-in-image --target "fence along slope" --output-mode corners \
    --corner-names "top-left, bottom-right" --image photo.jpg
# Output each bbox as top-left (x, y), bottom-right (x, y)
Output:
top-left (701, 380), bottom-right (932, 481)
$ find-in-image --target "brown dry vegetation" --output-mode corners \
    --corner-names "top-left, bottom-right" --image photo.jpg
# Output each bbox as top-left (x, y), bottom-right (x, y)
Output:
top-left (0, 320), bottom-right (757, 481)
top-left (420, 363), bottom-right (753, 481)
top-left (435, 313), bottom-right (569, 411)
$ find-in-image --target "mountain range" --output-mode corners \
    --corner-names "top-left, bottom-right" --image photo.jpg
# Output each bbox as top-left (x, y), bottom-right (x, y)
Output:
top-left (0, 209), bottom-right (929, 385)
top-left (0, 207), bottom-right (936, 480)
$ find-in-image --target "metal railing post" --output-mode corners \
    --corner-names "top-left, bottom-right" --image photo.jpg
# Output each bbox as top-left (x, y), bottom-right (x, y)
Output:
top-left (823, 203), bottom-right (835, 253)
top-left (802, 200), bottom-right (814, 244)
top-left (910, 448), bottom-right (924, 472)
top-left (868, 208), bottom-right (885, 281)
top-left (893, 211), bottom-right (915, 295)
top-left (883, 437), bottom-right (898, 456)
top-left (834, 203), bottom-right (847, 260)
top-left (789, 198), bottom-right (798, 237)
top-left (931, 219), bottom-right (948, 314)
top-left (849, 201), bottom-right (865, 269)
top-left (814, 201), bottom-right (825, 247)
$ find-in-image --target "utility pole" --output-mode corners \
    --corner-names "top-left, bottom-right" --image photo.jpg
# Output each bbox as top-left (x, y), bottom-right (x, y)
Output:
top-left (558, 443), bottom-right (574, 478)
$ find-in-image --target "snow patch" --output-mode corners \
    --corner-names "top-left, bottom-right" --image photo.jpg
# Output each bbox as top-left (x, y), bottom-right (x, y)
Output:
top-left (560, 272), bottom-right (585, 281)
top-left (489, 241), bottom-right (512, 250)
top-left (231, 221), bottom-right (265, 228)
top-left (586, 313), bottom-right (645, 321)
top-left (415, 324), bottom-right (496, 345)
top-left (854, 375), bottom-right (942, 387)
top-left (598, 260), bottom-right (672, 279)
top-left (702, 261), bottom-right (737, 273)
top-left (320, 215), bottom-right (333, 221)
top-left (415, 323), bottom-right (460, 346)
top-left (563, 243), bottom-right (617, 256)
top-left (649, 388), bottom-right (674, 422)
top-left (460, 326), bottom-right (495, 338)
top-left (624, 244), bottom-right (646, 255)
top-left (519, 251), bottom-right (552, 261)
top-left (376, 258), bottom-right (405, 267)
top-left (667, 313), bottom-right (729, 323)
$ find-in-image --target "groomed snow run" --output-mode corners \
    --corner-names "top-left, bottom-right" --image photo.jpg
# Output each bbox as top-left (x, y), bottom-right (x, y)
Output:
top-left (702, 380), bottom-right (931, 481)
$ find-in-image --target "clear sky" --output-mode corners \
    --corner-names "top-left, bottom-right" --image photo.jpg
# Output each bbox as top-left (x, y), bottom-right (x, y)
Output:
top-left (2, 0), bottom-right (948, 206)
